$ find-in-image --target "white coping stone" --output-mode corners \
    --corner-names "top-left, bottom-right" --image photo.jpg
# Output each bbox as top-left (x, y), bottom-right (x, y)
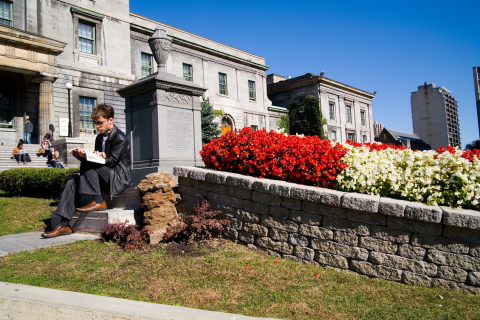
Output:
top-left (186, 166), bottom-right (208, 180)
top-left (173, 166), bottom-right (190, 177)
top-left (342, 193), bottom-right (380, 213)
top-left (320, 189), bottom-right (345, 207)
top-left (378, 198), bottom-right (410, 217)
top-left (404, 202), bottom-right (442, 224)
top-left (269, 180), bottom-right (292, 197)
top-left (205, 170), bottom-right (232, 184)
top-left (442, 206), bottom-right (480, 230)
top-left (225, 173), bottom-right (256, 189)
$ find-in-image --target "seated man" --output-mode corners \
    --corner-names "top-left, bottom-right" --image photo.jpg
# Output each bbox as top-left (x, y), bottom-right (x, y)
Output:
top-left (12, 143), bottom-right (27, 165)
top-left (42, 104), bottom-right (133, 238)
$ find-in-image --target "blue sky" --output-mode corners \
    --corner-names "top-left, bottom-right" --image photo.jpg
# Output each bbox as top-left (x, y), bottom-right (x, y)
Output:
top-left (130, 0), bottom-right (480, 148)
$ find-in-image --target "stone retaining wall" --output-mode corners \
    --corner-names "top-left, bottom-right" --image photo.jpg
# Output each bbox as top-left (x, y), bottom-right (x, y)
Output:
top-left (173, 166), bottom-right (480, 294)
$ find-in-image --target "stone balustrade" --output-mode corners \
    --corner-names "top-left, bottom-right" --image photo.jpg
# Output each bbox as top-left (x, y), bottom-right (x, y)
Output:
top-left (173, 166), bottom-right (480, 294)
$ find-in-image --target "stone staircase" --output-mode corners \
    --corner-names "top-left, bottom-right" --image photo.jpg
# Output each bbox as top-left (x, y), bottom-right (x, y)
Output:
top-left (0, 143), bottom-right (63, 172)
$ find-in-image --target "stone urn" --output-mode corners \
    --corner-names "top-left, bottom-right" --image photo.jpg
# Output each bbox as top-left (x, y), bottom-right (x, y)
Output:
top-left (148, 27), bottom-right (172, 72)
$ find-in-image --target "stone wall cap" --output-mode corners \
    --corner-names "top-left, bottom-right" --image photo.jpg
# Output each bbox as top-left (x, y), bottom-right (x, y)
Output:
top-left (378, 197), bottom-right (411, 217)
top-left (441, 206), bottom-right (480, 230)
top-left (342, 193), bottom-right (380, 213)
top-left (404, 202), bottom-right (442, 224)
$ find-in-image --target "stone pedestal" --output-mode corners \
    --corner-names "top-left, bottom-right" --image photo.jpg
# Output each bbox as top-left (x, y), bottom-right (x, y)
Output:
top-left (117, 28), bottom-right (207, 185)
top-left (51, 138), bottom-right (87, 168)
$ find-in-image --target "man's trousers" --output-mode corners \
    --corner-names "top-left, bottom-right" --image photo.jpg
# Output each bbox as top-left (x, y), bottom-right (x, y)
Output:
top-left (56, 160), bottom-right (110, 220)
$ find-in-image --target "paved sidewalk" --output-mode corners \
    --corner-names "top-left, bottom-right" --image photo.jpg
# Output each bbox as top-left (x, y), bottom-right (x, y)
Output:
top-left (0, 232), bottom-right (98, 257)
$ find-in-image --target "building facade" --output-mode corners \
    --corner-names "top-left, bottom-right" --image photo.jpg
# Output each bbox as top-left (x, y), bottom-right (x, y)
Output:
top-left (0, 0), bottom-right (270, 147)
top-left (375, 128), bottom-right (430, 150)
top-left (473, 67), bottom-right (480, 139)
top-left (411, 82), bottom-right (460, 150)
top-left (267, 73), bottom-right (376, 143)
top-left (373, 121), bottom-right (384, 138)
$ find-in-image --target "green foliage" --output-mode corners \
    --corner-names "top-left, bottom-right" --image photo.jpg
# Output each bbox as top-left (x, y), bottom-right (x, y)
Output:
top-left (213, 109), bottom-right (224, 118)
top-left (0, 167), bottom-right (80, 199)
top-left (201, 98), bottom-right (222, 145)
top-left (276, 114), bottom-right (290, 134)
top-left (289, 96), bottom-right (328, 139)
top-left (465, 140), bottom-right (480, 151)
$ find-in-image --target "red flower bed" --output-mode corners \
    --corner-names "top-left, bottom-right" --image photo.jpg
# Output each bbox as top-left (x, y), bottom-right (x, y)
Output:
top-left (200, 128), bottom-right (349, 187)
top-left (346, 140), bottom-right (408, 151)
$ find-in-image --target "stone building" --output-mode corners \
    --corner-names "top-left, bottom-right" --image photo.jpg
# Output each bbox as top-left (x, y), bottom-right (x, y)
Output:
top-left (411, 82), bottom-right (460, 150)
top-left (267, 73), bottom-right (376, 142)
top-left (0, 0), bottom-right (270, 146)
top-left (373, 121), bottom-right (384, 138)
top-left (375, 127), bottom-right (430, 150)
top-left (473, 66), bottom-right (480, 139)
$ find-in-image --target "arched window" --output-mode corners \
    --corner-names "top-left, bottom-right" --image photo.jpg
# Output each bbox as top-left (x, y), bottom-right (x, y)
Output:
top-left (221, 116), bottom-right (233, 135)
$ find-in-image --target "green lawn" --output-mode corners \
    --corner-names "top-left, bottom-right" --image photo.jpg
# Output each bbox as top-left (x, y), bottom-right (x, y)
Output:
top-left (0, 239), bottom-right (479, 320)
top-left (0, 191), bottom-right (56, 236)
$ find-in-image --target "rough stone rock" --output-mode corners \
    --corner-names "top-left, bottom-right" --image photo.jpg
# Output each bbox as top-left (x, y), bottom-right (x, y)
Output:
top-left (252, 191), bottom-right (281, 206)
top-left (346, 210), bottom-right (385, 226)
top-left (378, 198), bottom-right (409, 217)
top-left (468, 272), bottom-right (480, 287)
top-left (243, 200), bottom-right (269, 214)
top-left (281, 197), bottom-right (302, 210)
top-left (311, 239), bottom-right (368, 260)
top-left (288, 233), bottom-right (309, 247)
top-left (427, 250), bottom-right (480, 271)
top-left (243, 222), bottom-right (269, 236)
top-left (371, 225), bottom-right (410, 243)
top-left (401, 272), bottom-right (432, 287)
top-left (470, 243), bottom-right (480, 257)
top-left (269, 181), bottom-right (292, 197)
top-left (294, 246), bottom-right (315, 260)
top-left (256, 237), bottom-right (294, 254)
top-left (342, 193), bottom-right (380, 213)
top-left (359, 237), bottom-right (398, 254)
top-left (404, 202), bottom-right (442, 223)
top-left (223, 227), bottom-right (238, 240)
top-left (234, 188), bottom-right (252, 200)
top-left (443, 226), bottom-right (480, 244)
top-left (298, 224), bottom-right (333, 240)
top-left (441, 206), bottom-right (480, 230)
top-left (261, 216), bottom-right (299, 232)
top-left (315, 251), bottom-right (349, 269)
top-left (320, 189), bottom-right (344, 207)
top-left (269, 228), bottom-right (289, 242)
top-left (437, 266), bottom-right (468, 283)
top-left (387, 217), bottom-right (442, 236)
top-left (369, 251), bottom-right (437, 276)
top-left (289, 210), bottom-right (322, 226)
top-left (322, 216), bottom-right (370, 236)
top-left (432, 278), bottom-right (468, 292)
top-left (138, 172), bottom-right (179, 244)
top-left (236, 209), bottom-right (260, 223)
top-left (350, 260), bottom-right (402, 281)
top-left (411, 234), bottom-right (469, 254)
top-left (398, 244), bottom-right (426, 261)
top-left (238, 231), bottom-right (255, 244)
top-left (334, 231), bottom-right (358, 246)
top-left (269, 206), bottom-right (290, 219)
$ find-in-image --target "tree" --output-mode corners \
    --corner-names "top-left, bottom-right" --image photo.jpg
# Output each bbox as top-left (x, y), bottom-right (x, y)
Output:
top-left (465, 140), bottom-right (480, 151)
top-left (201, 98), bottom-right (222, 145)
top-left (276, 114), bottom-right (290, 134)
top-left (289, 96), bottom-right (327, 139)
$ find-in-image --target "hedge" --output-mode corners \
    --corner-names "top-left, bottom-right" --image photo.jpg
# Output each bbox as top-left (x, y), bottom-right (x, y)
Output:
top-left (0, 168), bottom-right (80, 199)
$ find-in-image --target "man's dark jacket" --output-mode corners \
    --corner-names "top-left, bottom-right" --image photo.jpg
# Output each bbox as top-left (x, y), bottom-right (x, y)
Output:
top-left (94, 125), bottom-right (133, 197)
top-left (25, 122), bottom-right (33, 134)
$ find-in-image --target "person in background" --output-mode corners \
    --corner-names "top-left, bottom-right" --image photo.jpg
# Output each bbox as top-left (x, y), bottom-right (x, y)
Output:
top-left (12, 143), bottom-right (27, 165)
top-left (42, 137), bottom-right (53, 159)
top-left (24, 119), bottom-right (33, 144)
top-left (44, 133), bottom-right (54, 142)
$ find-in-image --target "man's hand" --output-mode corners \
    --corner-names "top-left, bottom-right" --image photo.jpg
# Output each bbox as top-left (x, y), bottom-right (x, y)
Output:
top-left (73, 147), bottom-right (86, 159)
top-left (94, 151), bottom-right (106, 159)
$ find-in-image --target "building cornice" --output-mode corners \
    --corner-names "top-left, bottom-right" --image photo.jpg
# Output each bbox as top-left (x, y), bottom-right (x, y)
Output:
top-left (0, 25), bottom-right (66, 54)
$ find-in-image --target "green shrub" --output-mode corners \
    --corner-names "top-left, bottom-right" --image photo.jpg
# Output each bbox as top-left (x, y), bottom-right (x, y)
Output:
top-left (0, 168), bottom-right (80, 199)
top-left (289, 96), bottom-right (327, 139)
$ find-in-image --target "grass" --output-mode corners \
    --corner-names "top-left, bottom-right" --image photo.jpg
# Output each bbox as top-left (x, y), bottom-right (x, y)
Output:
top-left (0, 191), bottom-right (57, 236)
top-left (0, 238), bottom-right (479, 320)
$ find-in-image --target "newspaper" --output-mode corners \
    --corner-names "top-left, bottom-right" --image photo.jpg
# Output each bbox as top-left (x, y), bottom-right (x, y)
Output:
top-left (70, 149), bottom-right (105, 164)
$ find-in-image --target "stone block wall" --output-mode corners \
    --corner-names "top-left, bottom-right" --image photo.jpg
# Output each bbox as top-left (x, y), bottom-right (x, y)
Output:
top-left (174, 166), bottom-right (480, 294)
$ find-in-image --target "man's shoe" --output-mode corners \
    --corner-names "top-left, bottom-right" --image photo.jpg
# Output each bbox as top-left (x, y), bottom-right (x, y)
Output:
top-left (41, 225), bottom-right (73, 238)
top-left (76, 200), bottom-right (107, 212)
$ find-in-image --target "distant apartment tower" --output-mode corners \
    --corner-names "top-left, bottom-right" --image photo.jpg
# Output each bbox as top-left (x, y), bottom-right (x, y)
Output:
top-left (411, 82), bottom-right (460, 150)
top-left (474, 67), bottom-right (480, 139)
top-left (373, 121), bottom-right (384, 138)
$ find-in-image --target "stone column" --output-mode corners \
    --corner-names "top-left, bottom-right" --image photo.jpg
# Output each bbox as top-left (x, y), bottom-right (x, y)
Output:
top-left (38, 77), bottom-right (55, 139)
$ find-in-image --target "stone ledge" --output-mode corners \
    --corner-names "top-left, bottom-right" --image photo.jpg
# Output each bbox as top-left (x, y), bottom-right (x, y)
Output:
top-left (173, 166), bottom-right (480, 230)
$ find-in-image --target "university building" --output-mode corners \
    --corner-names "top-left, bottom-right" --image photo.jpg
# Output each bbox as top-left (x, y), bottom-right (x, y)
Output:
top-left (267, 73), bottom-right (376, 143)
top-left (411, 82), bottom-right (460, 150)
top-left (0, 0), bottom-right (271, 147)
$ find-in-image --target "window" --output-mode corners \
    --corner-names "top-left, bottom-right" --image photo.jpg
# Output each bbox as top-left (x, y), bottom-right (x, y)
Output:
top-left (183, 63), bottom-right (193, 82)
top-left (79, 97), bottom-right (96, 131)
top-left (346, 105), bottom-right (352, 123)
top-left (219, 73), bottom-right (227, 95)
top-left (363, 135), bottom-right (367, 143)
top-left (0, 89), bottom-right (12, 128)
top-left (0, 0), bottom-right (12, 26)
top-left (329, 102), bottom-right (335, 120)
top-left (330, 131), bottom-right (337, 141)
top-left (251, 125), bottom-right (258, 131)
top-left (78, 21), bottom-right (95, 54)
top-left (141, 53), bottom-right (153, 78)
top-left (361, 110), bottom-right (366, 126)
top-left (248, 80), bottom-right (256, 101)
top-left (347, 132), bottom-right (355, 142)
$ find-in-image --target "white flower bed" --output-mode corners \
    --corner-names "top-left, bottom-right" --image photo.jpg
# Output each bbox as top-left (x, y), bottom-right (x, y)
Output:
top-left (336, 145), bottom-right (480, 210)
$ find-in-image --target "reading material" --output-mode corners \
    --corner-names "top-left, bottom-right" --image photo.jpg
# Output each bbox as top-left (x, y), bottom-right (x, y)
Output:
top-left (70, 149), bottom-right (105, 164)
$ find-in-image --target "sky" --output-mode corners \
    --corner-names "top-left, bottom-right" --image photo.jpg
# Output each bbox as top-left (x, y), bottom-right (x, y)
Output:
top-left (130, 0), bottom-right (480, 148)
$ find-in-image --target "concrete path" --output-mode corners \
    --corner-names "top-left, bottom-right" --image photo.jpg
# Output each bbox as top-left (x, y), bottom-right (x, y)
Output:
top-left (0, 232), bottom-right (98, 257)
top-left (0, 282), bottom-right (277, 320)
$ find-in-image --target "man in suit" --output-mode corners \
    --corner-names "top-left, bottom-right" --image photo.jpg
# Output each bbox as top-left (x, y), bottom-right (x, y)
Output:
top-left (42, 104), bottom-right (133, 238)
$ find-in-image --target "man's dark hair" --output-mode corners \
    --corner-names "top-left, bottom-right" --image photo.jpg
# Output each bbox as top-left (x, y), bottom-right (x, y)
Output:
top-left (17, 142), bottom-right (23, 147)
top-left (91, 104), bottom-right (114, 120)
